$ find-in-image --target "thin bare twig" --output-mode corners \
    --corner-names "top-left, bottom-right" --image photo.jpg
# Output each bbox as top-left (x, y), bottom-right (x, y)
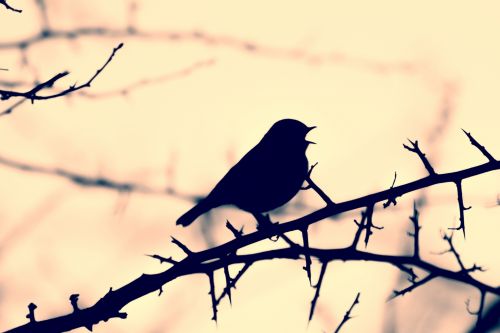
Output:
top-left (333, 292), bottom-right (361, 333)
top-left (462, 129), bottom-right (496, 163)
top-left (309, 261), bottom-right (328, 321)
top-left (0, 43), bottom-right (123, 117)
top-left (449, 180), bottom-right (471, 237)
top-left (302, 227), bottom-right (313, 285)
top-left (303, 162), bottom-right (335, 206)
top-left (403, 139), bottom-right (436, 176)
top-left (147, 254), bottom-right (178, 265)
top-left (407, 201), bottom-right (421, 259)
top-left (215, 263), bottom-right (251, 306)
top-left (171, 237), bottom-right (193, 255)
top-left (0, 0), bottom-right (22, 13)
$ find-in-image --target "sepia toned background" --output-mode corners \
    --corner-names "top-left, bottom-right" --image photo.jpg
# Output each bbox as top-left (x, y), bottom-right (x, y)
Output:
top-left (0, 0), bottom-right (499, 332)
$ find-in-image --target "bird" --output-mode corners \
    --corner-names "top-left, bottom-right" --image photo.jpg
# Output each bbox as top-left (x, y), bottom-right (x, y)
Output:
top-left (176, 118), bottom-right (316, 227)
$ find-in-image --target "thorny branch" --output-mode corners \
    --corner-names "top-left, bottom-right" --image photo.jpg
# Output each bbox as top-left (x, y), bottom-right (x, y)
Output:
top-left (462, 129), bottom-right (496, 163)
top-left (0, 58), bottom-right (216, 115)
top-left (0, 43), bottom-right (123, 117)
top-left (0, 0), bottom-right (21, 13)
top-left (5, 133), bottom-right (499, 333)
top-left (333, 293), bottom-right (361, 333)
top-left (403, 139), bottom-right (436, 175)
top-left (449, 180), bottom-right (471, 237)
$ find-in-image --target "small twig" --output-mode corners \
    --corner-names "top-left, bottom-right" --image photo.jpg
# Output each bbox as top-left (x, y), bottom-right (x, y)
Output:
top-left (383, 172), bottom-right (399, 208)
top-left (0, 99), bottom-right (26, 117)
top-left (26, 303), bottom-right (37, 323)
top-left (207, 272), bottom-right (218, 322)
top-left (309, 261), bottom-right (328, 321)
top-left (351, 210), bottom-right (367, 249)
top-left (223, 265), bottom-right (232, 305)
top-left (449, 180), bottom-right (471, 237)
top-left (363, 204), bottom-right (383, 247)
top-left (403, 139), bottom-right (436, 175)
top-left (69, 294), bottom-right (80, 312)
top-left (215, 263), bottom-right (251, 306)
top-left (393, 264), bottom-right (418, 283)
top-left (462, 129), bottom-right (496, 163)
top-left (147, 254), bottom-right (178, 265)
top-left (0, 154), bottom-right (200, 202)
top-left (0, 0), bottom-right (22, 13)
top-left (407, 201), bottom-right (421, 259)
top-left (303, 162), bottom-right (335, 206)
top-left (302, 227), bottom-right (313, 285)
top-left (0, 43), bottom-right (123, 110)
top-left (443, 233), bottom-right (466, 268)
top-left (390, 274), bottom-right (436, 299)
top-left (333, 292), bottom-right (361, 333)
top-left (225, 220), bottom-right (243, 238)
top-left (79, 58), bottom-right (215, 98)
top-left (171, 237), bottom-right (193, 255)
top-left (466, 289), bottom-right (486, 331)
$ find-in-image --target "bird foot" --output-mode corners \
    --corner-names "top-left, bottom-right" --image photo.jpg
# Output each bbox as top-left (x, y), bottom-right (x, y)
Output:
top-left (253, 213), bottom-right (280, 242)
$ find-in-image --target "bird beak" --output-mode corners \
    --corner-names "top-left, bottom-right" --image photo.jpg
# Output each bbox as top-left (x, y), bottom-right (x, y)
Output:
top-left (306, 126), bottom-right (316, 144)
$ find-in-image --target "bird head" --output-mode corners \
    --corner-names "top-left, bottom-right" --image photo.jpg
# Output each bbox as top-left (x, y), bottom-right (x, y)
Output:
top-left (265, 119), bottom-right (316, 150)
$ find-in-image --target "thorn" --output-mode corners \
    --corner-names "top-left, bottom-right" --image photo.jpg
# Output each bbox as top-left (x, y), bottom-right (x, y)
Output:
top-left (69, 294), bottom-right (80, 312)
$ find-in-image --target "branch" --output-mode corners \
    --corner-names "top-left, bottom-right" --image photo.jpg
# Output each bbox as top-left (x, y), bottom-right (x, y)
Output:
top-left (78, 58), bottom-right (215, 98)
top-left (333, 293), bottom-right (360, 333)
top-left (309, 261), bottom-right (328, 321)
top-left (207, 272), bottom-right (217, 322)
top-left (225, 220), bottom-right (243, 238)
top-left (302, 227), bottom-right (313, 285)
top-left (438, 232), bottom-right (484, 275)
top-left (469, 298), bottom-right (500, 333)
top-left (466, 290), bottom-right (486, 331)
top-left (302, 162), bottom-right (335, 206)
top-left (5, 151), bottom-right (500, 332)
top-left (403, 139), bottom-right (436, 175)
top-left (383, 171), bottom-right (399, 208)
top-left (363, 203), bottom-right (383, 247)
top-left (0, 43), bottom-right (123, 117)
top-left (407, 201), bottom-right (421, 259)
top-left (215, 263), bottom-right (251, 306)
top-left (5, 244), bottom-right (499, 332)
top-left (0, 25), bottom-right (426, 76)
top-left (0, 58), bottom-right (215, 116)
top-left (390, 273), bottom-right (436, 299)
top-left (171, 237), bottom-right (193, 256)
top-left (146, 254), bottom-right (177, 265)
top-left (462, 129), bottom-right (496, 163)
top-left (0, 0), bottom-right (21, 13)
top-left (0, 154), bottom-right (200, 202)
top-left (449, 180), bottom-right (471, 237)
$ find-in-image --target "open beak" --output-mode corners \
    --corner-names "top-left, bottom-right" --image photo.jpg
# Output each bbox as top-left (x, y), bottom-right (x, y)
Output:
top-left (306, 126), bottom-right (316, 144)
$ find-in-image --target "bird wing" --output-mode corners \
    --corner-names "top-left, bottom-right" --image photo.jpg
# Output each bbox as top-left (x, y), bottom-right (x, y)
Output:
top-left (205, 141), bottom-right (269, 204)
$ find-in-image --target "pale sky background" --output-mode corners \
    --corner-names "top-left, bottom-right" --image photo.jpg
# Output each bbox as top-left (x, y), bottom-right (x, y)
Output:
top-left (0, 1), bottom-right (499, 332)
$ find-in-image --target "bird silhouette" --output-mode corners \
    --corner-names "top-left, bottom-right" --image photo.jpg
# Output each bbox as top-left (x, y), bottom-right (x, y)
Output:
top-left (176, 118), bottom-right (316, 226)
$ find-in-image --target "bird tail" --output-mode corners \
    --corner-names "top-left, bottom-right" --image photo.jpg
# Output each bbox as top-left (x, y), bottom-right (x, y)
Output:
top-left (176, 200), bottom-right (212, 227)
